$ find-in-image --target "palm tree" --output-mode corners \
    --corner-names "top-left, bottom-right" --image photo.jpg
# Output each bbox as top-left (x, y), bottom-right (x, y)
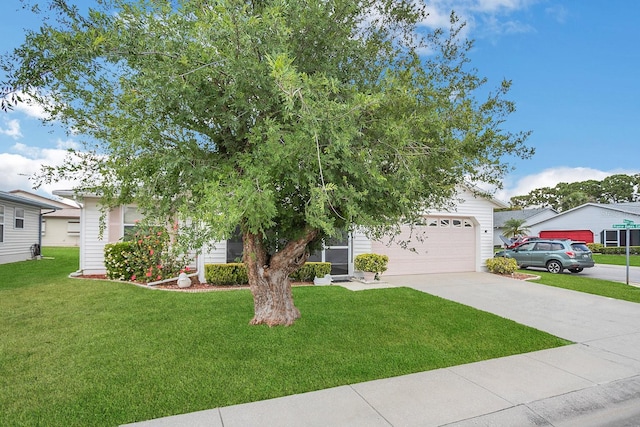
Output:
top-left (503, 218), bottom-right (531, 238)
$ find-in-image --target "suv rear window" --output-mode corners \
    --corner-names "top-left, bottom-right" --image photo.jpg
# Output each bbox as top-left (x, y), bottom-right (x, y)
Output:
top-left (571, 243), bottom-right (590, 252)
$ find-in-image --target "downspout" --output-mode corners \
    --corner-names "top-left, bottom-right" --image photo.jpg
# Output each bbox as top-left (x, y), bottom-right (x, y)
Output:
top-left (40, 209), bottom-right (57, 251)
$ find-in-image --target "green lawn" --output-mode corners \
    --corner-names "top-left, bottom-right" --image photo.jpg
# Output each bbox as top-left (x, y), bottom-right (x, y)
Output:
top-left (1, 247), bottom-right (569, 427)
top-left (523, 270), bottom-right (640, 303)
top-left (592, 253), bottom-right (640, 267)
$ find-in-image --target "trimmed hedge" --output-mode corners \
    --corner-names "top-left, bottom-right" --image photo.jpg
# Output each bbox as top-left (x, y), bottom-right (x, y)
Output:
top-left (289, 262), bottom-right (331, 282)
top-left (354, 253), bottom-right (388, 273)
top-left (204, 262), bottom-right (332, 285)
top-left (599, 246), bottom-right (640, 255)
top-left (587, 243), bottom-right (604, 253)
top-left (486, 257), bottom-right (518, 275)
top-left (205, 263), bottom-right (249, 285)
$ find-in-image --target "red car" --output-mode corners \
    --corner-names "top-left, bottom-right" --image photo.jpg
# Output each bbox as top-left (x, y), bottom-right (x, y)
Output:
top-left (499, 235), bottom-right (540, 249)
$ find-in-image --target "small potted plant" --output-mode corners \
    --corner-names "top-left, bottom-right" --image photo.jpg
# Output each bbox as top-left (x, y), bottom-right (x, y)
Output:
top-left (354, 253), bottom-right (389, 282)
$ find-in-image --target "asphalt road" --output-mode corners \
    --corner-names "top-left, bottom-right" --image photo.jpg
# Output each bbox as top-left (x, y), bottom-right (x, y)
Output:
top-left (579, 263), bottom-right (640, 286)
top-left (523, 263), bottom-right (640, 286)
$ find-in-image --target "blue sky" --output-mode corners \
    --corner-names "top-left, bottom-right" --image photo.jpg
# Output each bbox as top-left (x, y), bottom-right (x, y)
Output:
top-left (1, 0), bottom-right (638, 203)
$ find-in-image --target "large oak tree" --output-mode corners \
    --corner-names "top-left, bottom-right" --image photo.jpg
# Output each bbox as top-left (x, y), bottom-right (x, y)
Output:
top-left (2, 0), bottom-right (532, 325)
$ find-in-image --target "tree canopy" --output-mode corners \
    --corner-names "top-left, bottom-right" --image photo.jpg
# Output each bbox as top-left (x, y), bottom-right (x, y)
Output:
top-left (2, 0), bottom-right (533, 325)
top-left (509, 174), bottom-right (640, 211)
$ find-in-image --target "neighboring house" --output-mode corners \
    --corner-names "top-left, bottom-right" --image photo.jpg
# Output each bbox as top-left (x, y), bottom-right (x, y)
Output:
top-left (55, 186), bottom-right (504, 282)
top-left (493, 208), bottom-right (558, 247)
top-left (526, 202), bottom-right (640, 246)
top-left (0, 191), bottom-right (59, 265)
top-left (9, 190), bottom-right (81, 247)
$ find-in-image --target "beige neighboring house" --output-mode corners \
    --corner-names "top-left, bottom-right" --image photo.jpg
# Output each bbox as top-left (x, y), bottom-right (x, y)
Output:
top-left (9, 190), bottom-right (81, 247)
top-left (55, 186), bottom-right (504, 282)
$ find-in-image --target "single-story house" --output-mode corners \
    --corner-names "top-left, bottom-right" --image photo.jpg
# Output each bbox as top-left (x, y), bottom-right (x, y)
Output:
top-left (526, 202), bottom-right (640, 246)
top-left (493, 208), bottom-right (558, 246)
top-left (0, 191), bottom-right (59, 265)
top-left (9, 190), bottom-right (81, 247)
top-left (54, 186), bottom-right (504, 282)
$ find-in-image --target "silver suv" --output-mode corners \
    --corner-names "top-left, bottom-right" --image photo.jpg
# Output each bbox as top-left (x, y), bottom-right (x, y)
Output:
top-left (495, 239), bottom-right (595, 274)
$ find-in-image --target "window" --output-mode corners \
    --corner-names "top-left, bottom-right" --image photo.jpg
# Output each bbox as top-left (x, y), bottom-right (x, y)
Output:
top-left (0, 205), bottom-right (4, 242)
top-left (15, 208), bottom-right (25, 229)
top-left (42, 218), bottom-right (46, 235)
top-left (535, 242), bottom-right (551, 251)
top-left (123, 206), bottom-right (144, 240)
top-left (439, 218), bottom-right (450, 227)
top-left (226, 226), bottom-right (244, 263)
top-left (67, 220), bottom-right (80, 234)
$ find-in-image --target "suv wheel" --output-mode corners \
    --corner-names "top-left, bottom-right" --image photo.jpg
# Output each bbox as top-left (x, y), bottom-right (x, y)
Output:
top-left (569, 268), bottom-right (583, 273)
top-left (546, 260), bottom-right (563, 274)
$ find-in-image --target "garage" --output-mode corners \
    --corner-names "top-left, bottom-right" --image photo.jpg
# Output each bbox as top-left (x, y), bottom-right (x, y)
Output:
top-left (539, 230), bottom-right (594, 243)
top-left (371, 216), bottom-right (476, 275)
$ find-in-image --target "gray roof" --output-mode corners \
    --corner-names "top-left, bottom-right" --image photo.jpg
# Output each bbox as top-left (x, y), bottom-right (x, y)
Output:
top-left (494, 208), bottom-right (556, 228)
top-left (592, 202), bottom-right (640, 215)
top-left (0, 191), bottom-right (59, 210)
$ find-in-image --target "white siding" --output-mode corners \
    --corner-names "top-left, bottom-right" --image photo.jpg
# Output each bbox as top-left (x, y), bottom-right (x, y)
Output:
top-left (0, 201), bottom-right (42, 264)
top-left (80, 197), bottom-right (111, 275)
top-left (440, 187), bottom-right (497, 272)
top-left (201, 241), bottom-right (227, 264)
top-left (528, 205), bottom-right (640, 245)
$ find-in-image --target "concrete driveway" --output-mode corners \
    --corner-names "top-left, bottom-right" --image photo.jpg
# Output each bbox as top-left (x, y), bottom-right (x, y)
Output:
top-left (124, 272), bottom-right (640, 427)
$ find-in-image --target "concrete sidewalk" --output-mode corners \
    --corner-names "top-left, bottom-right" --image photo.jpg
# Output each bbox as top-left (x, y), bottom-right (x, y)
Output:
top-left (122, 273), bottom-right (640, 427)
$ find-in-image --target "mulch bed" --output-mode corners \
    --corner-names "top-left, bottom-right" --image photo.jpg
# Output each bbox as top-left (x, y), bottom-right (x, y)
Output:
top-left (75, 274), bottom-right (313, 292)
top-left (500, 272), bottom-right (540, 281)
top-left (75, 272), bottom-right (539, 292)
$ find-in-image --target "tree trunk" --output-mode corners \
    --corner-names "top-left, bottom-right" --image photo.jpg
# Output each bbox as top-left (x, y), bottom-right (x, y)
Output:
top-left (243, 226), bottom-right (319, 326)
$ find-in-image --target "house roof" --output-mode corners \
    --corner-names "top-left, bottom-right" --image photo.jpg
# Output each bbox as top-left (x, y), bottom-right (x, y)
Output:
top-left (8, 190), bottom-right (80, 218)
top-left (494, 208), bottom-right (557, 228)
top-left (0, 191), bottom-right (60, 210)
top-left (526, 202), bottom-right (640, 227)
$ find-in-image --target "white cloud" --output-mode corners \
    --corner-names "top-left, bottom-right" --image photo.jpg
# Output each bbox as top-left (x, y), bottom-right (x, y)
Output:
top-left (0, 118), bottom-right (23, 139)
top-left (56, 138), bottom-right (81, 150)
top-left (11, 91), bottom-right (59, 120)
top-left (0, 144), bottom-right (82, 197)
top-left (474, 0), bottom-right (537, 13)
top-left (495, 166), bottom-right (640, 203)
top-left (545, 4), bottom-right (568, 24)
top-left (419, 0), bottom-right (540, 38)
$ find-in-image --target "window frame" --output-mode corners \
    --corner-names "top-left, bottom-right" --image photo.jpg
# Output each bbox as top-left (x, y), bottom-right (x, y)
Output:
top-left (14, 207), bottom-right (25, 229)
top-left (0, 205), bottom-right (4, 243)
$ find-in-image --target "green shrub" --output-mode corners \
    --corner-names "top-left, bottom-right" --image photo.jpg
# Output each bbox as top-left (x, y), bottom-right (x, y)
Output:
top-left (486, 257), bottom-right (518, 275)
top-left (587, 243), bottom-right (604, 253)
top-left (354, 253), bottom-right (389, 274)
top-left (601, 246), bottom-right (640, 255)
top-left (204, 262), bottom-right (332, 284)
top-left (205, 263), bottom-right (249, 285)
top-left (104, 242), bottom-right (137, 280)
top-left (289, 262), bottom-right (331, 281)
top-left (104, 223), bottom-right (190, 283)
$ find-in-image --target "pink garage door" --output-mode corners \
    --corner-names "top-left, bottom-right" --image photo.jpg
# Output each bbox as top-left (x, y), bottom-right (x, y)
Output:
top-left (371, 217), bottom-right (476, 275)
top-left (539, 230), bottom-right (593, 243)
